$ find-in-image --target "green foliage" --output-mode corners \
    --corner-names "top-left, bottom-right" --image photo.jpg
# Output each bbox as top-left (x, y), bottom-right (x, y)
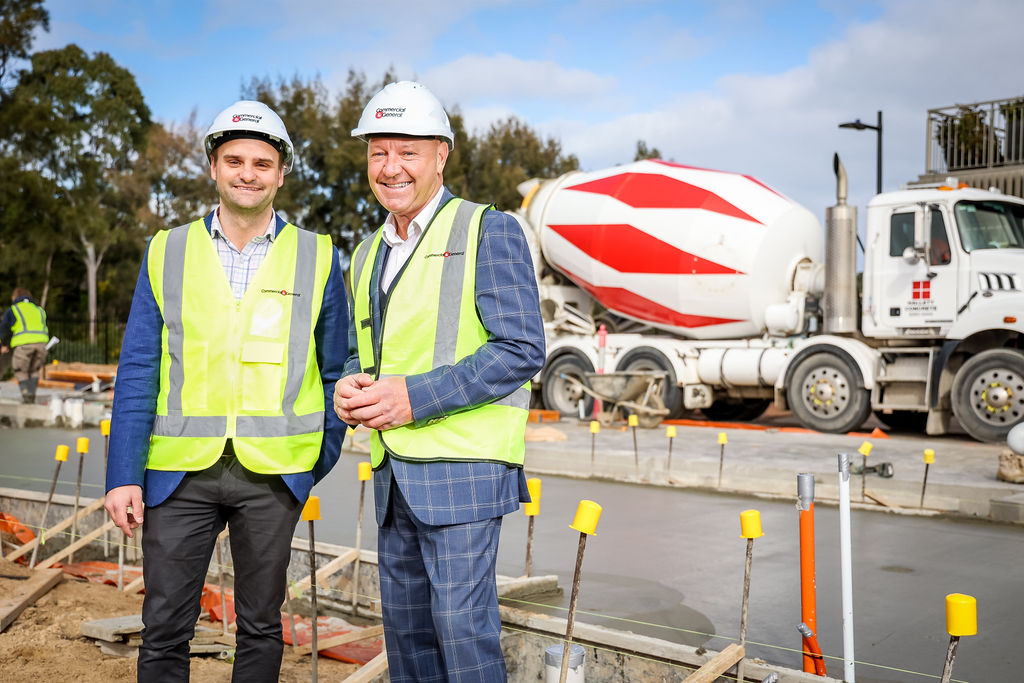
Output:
top-left (0, 0), bottom-right (48, 85)
top-left (634, 139), bottom-right (661, 161)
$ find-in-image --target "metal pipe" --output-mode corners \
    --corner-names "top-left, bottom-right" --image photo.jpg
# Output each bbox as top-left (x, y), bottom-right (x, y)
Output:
top-left (737, 537), bottom-right (754, 683)
top-left (29, 458), bottom-right (64, 569)
top-left (939, 635), bottom-right (960, 683)
top-left (797, 622), bottom-right (827, 677)
top-left (308, 519), bottom-right (319, 683)
top-left (797, 474), bottom-right (818, 674)
top-left (838, 453), bottom-right (856, 682)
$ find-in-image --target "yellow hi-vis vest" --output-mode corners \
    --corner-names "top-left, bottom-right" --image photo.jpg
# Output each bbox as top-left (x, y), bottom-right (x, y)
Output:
top-left (10, 300), bottom-right (48, 347)
top-left (351, 198), bottom-right (530, 469)
top-left (145, 218), bottom-right (333, 474)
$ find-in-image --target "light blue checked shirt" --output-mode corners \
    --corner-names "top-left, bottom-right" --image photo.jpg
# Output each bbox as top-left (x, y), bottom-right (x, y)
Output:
top-left (210, 210), bottom-right (276, 299)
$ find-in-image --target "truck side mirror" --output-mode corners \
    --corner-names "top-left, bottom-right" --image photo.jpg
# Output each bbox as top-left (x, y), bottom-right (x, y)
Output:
top-left (902, 245), bottom-right (921, 264)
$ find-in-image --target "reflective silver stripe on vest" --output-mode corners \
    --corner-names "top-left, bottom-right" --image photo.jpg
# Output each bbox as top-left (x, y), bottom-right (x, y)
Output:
top-left (153, 414), bottom-right (227, 437)
top-left (237, 412), bottom-right (323, 437)
top-left (432, 201), bottom-right (484, 368)
top-left (492, 385), bottom-right (531, 409)
top-left (161, 224), bottom-right (191, 418)
top-left (351, 238), bottom-right (371, 298)
top-left (278, 228), bottom-right (318, 420)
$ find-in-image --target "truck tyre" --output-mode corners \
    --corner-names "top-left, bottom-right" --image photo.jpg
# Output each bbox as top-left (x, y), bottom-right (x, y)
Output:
top-left (788, 350), bottom-right (871, 433)
top-left (702, 399), bottom-right (771, 422)
top-left (615, 347), bottom-right (686, 418)
top-left (873, 410), bottom-right (928, 433)
top-left (951, 349), bottom-right (1024, 442)
top-left (541, 354), bottom-right (595, 417)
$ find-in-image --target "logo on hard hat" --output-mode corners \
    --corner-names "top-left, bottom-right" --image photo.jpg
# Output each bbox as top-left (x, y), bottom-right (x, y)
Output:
top-left (231, 113), bottom-right (263, 124)
top-left (375, 107), bottom-right (406, 119)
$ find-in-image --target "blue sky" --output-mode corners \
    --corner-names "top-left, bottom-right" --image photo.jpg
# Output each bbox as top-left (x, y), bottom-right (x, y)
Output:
top-left (29, 0), bottom-right (1024, 217)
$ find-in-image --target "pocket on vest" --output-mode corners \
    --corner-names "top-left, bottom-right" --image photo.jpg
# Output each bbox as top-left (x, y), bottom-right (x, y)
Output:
top-left (240, 341), bottom-right (284, 412)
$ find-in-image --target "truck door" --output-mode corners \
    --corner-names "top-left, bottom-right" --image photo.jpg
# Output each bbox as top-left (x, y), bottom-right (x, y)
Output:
top-left (876, 206), bottom-right (958, 337)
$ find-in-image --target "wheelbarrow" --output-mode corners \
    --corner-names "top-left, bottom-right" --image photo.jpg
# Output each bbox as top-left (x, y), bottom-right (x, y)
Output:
top-left (562, 371), bottom-right (670, 428)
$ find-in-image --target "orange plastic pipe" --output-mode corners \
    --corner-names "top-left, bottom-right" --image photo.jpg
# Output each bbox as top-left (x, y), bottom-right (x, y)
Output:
top-left (797, 473), bottom-right (819, 674)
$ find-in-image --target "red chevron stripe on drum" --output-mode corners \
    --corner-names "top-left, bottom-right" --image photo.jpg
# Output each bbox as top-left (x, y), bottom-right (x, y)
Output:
top-left (565, 172), bottom-right (762, 224)
top-left (548, 223), bottom-right (742, 275)
top-left (648, 160), bottom-right (786, 199)
top-left (559, 267), bottom-right (744, 328)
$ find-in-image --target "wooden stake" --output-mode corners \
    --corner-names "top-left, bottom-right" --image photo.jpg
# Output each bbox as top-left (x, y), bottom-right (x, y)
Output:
top-left (737, 537), bottom-right (754, 683)
top-left (524, 517), bottom-right (535, 578)
top-left (308, 519), bottom-right (319, 683)
top-left (216, 535), bottom-right (229, 637)
top-left (939, 635), bottom-right (960, 683)
top-left (351, 479), bottom-right (367, 612)
top-left (559, 532), bottom-right (587, 683)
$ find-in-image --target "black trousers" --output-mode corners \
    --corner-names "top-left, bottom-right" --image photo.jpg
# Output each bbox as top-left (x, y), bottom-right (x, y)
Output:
top-left (138, 456), bottom-right (302, 682)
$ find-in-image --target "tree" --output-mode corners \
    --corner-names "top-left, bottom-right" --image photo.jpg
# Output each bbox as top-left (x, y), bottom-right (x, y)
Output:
top-left (634, 139), bottom-right (661, 161)
top-left (0, 44), bottom-right (151, 339)
top-left (0, 0), bottom-right (48, 87)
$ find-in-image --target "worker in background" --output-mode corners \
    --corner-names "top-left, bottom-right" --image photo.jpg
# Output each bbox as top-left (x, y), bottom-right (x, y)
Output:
top-left (104, 100), bottom-right (348, 683)
top-left (0, 287), bottom-right (49, 403)
top-left (335, 81), bottom-right (545, 681)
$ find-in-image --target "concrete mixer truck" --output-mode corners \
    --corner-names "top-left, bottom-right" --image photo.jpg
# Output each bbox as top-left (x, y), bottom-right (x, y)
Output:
top-left (512, 156), bottom-right (1024, 442)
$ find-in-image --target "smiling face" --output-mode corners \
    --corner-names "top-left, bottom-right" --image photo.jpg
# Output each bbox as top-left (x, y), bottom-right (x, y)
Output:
top-left (209, 137), bottom-right (285, 217)
top-left (366, 136), bottom-right (448, 235)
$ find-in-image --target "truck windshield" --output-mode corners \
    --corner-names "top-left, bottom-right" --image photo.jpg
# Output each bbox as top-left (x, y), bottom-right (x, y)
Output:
top-left (955, 200), bottom-right (1024, 251)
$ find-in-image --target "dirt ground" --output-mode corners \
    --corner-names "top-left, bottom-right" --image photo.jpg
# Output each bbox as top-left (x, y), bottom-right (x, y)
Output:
top-left (0, 559), bottom-right (360, 682)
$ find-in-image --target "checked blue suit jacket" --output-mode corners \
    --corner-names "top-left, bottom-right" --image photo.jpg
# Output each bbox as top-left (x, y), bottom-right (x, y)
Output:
top-left (344, 188), bottom-right (545, 527)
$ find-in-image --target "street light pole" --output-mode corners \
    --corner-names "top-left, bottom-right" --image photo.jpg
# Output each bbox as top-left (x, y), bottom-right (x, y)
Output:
top-left (839, 110), bottom-right (883, 195)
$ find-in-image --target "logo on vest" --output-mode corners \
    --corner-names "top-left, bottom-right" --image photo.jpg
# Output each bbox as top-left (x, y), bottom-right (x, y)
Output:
top-left (425, 250), bottom-right (465, 259)
top-left (261, 288), bottom-right (301, 297)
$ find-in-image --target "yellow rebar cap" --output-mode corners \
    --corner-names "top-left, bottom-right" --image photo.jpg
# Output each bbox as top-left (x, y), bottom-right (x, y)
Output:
top-left (923, 449), bottom-right (935, 464)
top-left (301, 495), bottom-right (321, 521)
top-left (570, 500), bottom-right (602, 535)
top-left (357, 461), bottom-right (372, 481)
top-left (55, 444), bottom-right (69, 462)
top-left (740, 509), bottom-right (764, 539)
top-left (627, 414), bottom-right (639, 427)
top-left (589, 420), bottom-right (600, 434)
top-left (524, 478), bottom-right (542, 516)
top-left (858, 441), bottom-right (872, 457)
top-left (718, 432), bottom-right (728, 445)
top-left (945, 593), bottom-right (977, 636)
top-left (76, 437), bottom-right (89, 454)
top-left (666, 425), bottom-right (677, 438)
top-left (100, 419), bottom-right (111, 436)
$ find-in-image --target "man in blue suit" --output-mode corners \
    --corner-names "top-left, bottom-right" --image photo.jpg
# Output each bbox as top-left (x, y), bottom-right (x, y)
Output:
top-left (335, 81), bottom-right (545, 682)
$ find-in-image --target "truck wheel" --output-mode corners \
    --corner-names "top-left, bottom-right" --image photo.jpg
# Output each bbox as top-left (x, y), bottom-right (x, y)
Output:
top-left (788, 350), bottom-right (870, 433)
top-left (873, 410), bottom-right (928, 433)
top-left (702, 399), bottom-right (771, 422)
top-left (951, 349), bottom-right (1024, 442)
top-left (541, 354), bottom-right (595, 417)
top-left (616, 348), bottom-right (686, 418)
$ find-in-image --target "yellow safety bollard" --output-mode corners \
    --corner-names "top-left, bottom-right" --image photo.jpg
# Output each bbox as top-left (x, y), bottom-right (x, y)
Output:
top-left (560, 500), bottom-right (602, 683)
top-left (69, 437), bottom-right (90, 563)
top-left (858, 441), bottom-right (872, 502)
top-left (628, 413), bottom-right (639, 467)
top-left (666, 425), bottom-right (677, 471)
top-left (30, 445), bottom-right (70, 568)
top-left (940, 593), bottom-right (977, 683)
top-left (737, 509), bottom-right (764, 682)
top-left (301, 495), bottom-right (322, 682)
top-left (351, 462), bottom-right (372, 612)
top-left (589, 420), bottom-right (600, 466)
top-left (717, 432), bottom-right (728, 487)
top-left (523, 478), bottom-right (541, 577)
top-left (921, 449), bottom-right (935, 508)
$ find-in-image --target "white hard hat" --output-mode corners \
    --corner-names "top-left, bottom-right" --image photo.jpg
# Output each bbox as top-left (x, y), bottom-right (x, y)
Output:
top-left (204, 100), bottom-right (296, 174)
top-left (352, 81), bottom-right (454, 149)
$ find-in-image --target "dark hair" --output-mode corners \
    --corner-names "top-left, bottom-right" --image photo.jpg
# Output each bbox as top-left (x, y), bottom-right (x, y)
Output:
top-left (12, 287), bottom-right (31, 301)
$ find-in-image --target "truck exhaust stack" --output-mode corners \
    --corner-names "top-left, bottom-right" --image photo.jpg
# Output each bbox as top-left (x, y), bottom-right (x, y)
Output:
top-left (823, 154), bottom-right (858, 334)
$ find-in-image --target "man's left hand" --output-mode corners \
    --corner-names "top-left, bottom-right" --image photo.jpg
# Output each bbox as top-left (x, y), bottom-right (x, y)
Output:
top-left (343, 376), bottom-right (413, 431)
top-left (0, 346), bottom-right (8, 354)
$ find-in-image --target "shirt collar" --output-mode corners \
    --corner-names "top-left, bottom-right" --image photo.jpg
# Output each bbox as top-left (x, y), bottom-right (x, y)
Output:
top-left (381, 186), bottom-right (445, 248)
top-left (211, 208), bottom-right (277, 243)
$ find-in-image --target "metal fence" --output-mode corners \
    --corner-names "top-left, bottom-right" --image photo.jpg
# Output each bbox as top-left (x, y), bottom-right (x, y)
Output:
top-left (45, 318), bottom-right (126, 365)
top-left (927, 96), bottom-right (1024, 174)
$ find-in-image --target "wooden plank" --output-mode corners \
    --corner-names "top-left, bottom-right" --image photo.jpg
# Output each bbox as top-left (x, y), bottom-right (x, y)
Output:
top-left (294, 624), bottom-right (385, 656)
top-left (0, 568), bottom-right (63, 632)
top-left (683, 643), bottom-right (744, 683)
top-left (289, 548), bottom-right (358, 599)
top-left (36, 518), bottom-right (116, 569)
top-left (4, 496), bottom-right (107, 562)
top-left (124, 573), bottom-right (145, 594)
top-left (341, 649), bottom-right (389, 683)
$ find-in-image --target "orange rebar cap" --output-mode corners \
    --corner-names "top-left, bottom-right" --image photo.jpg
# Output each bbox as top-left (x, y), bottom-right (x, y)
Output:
top-left (570, 500), bottom-right (602, 535)
top-left (301, 495), bottom-right (321, 521)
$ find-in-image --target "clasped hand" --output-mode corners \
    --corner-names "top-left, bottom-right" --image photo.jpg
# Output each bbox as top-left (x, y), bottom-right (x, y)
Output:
top-left (334, 373), bottom-right (413, 431)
